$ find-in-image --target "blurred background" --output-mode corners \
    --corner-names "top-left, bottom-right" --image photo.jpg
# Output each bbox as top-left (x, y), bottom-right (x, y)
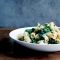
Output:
top-left (0, 0), bottom-right (60, 28)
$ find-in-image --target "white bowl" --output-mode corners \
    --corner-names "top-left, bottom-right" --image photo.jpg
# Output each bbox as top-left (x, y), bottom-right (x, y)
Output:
top-left (9, 27), bottom-right (60, 52)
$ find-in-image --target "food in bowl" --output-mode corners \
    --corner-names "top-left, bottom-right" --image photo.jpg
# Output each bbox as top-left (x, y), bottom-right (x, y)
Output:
top-left (17, 22), bottom-right (60, 44)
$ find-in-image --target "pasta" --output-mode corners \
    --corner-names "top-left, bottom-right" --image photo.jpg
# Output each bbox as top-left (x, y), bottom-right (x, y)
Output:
top-left (17, 22), bottom-right (60, 44)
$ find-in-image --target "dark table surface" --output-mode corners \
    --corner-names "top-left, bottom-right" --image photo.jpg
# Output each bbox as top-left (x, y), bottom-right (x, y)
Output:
top-left (0, 28), bottom-right (60, 60)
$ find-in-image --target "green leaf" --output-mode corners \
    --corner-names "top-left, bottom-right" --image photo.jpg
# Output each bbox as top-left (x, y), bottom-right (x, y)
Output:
top-left (49, 38), bottom-right (58, 44)
top-left (31, 38), bottom-right (37, 43)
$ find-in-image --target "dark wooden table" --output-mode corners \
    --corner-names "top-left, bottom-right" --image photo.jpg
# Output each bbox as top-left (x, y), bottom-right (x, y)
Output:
top-left (0, 28), bottom-right (60, 60)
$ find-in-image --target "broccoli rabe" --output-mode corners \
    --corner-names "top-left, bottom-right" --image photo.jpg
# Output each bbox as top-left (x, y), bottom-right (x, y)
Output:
top-left (25, 28), bottom-right (35, 34)
top-left (49, 38), bottom-right (58, 44)
top-left (38, 34), bottom-right (44, 40)
top-left (40, 26), bottom-right (52, 34)
top-left (31, 38), bottom-right (37, 43)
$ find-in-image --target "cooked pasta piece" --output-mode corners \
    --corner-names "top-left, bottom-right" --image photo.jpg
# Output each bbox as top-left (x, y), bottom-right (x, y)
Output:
top-left (37, 40), bottom-right (45, 44)
top-left (35, 34), bottom-right (39, 39)
top-left (24, 36), bottom-right (31, 43)
top-left (31, 32), bottom-right (35, 38)
top-left (24, 32), bottom-right (28, 36)
top-left (17, 34), bottom-right (23, 40)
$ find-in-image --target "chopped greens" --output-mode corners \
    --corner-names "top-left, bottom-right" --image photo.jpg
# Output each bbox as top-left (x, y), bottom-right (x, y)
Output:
top-left (49, 38), bottom-right (58, 44)
top-left (31, 38), bottom-right (37, 43)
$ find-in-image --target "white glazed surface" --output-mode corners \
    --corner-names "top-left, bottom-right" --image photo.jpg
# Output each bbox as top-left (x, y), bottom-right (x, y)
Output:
top-left (9, 27), bottom-right (60, 52)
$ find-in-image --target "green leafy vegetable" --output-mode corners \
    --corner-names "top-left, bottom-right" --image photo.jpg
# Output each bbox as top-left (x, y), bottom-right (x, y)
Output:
top-left (49, 38), bottom-right (58, 44)
top-left (25, 28), bottom-right (35, 34)
top-left (31, 38), bottom-right (37, 43)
